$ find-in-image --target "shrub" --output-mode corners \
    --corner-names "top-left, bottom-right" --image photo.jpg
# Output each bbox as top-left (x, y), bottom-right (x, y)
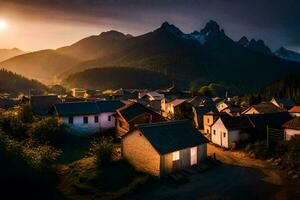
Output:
top-left (90, 137), bottom-right (114, 168)
top-left (27, 117), bottom-right (65, 145)
top-left (282, 138), bottom-right (300, 170)
top-left (17, 103), bottom-right (35, 123)
top-left (22, 142), bottom-right (62, 170)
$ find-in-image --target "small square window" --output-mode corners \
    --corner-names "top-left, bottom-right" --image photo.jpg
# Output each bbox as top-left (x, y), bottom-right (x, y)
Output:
top-left (94, 116), bottom-right (99, 123)
top-left (83, 116), bottom-right (88, 124)
top-left (223, 132), bottom-right (226, 137)
top-left (172, 151), bottom-right (180, 161)
top-left (68, 116), bottom-right (73, 124)
top-left (213, 130), bottom-right (216, 135)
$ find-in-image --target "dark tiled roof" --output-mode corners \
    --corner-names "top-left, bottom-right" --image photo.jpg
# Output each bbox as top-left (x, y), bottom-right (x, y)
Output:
top-left (246, 102), bottom-right (282, 114)
top-left (272, 98), bottom-right (295, 107)
top-left (96, 100), bottom-right (125, 113)
top-left (117, 103), bottom-right (161, 122)
top-left (216, 115), bottom-right (254, 130)
top-left (31, 95), bottom-right (61, 116)
top-left (135, 120), bottom-right (209, 154)
top-left (194, 105), bottom-right (218, 117)
top-left (54, 101), bottom-right (99, 116)
top-left (248, 112), bottom-right (293, 130)
top-left (282, 117), bottom-right (300, 130)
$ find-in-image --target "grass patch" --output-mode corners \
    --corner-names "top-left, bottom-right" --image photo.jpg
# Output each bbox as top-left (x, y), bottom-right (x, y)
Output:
top-left (59, 156), bottom-right (153, 200)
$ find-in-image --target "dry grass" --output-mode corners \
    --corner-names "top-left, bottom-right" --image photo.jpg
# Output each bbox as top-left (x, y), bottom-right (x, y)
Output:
top-left (57, 156), bottom-right (152, 200)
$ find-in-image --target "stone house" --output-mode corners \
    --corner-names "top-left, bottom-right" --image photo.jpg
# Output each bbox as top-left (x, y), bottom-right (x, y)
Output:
top-left (122, 120), bottom-right (209, 177)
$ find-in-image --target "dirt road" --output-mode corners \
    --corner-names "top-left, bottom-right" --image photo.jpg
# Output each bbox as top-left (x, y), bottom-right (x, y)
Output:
top-left (124, 144), bottom-right (300, 200)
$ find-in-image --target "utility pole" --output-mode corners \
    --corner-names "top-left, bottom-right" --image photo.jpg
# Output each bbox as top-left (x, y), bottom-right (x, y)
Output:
top-left (266, 125), bottom-right (269, 148)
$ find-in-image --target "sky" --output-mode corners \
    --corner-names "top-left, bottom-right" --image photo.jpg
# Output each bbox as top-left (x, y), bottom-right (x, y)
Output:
top-left (0, 0), bottom-right (300, 52)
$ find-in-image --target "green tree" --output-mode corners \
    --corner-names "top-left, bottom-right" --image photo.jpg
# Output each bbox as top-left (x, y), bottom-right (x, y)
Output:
top-left (17, 103), bottom-right (35, 123)
top-left (90, 137), bottom-right (114, 168)
top-left (27, 117), bottom-right (65, 145)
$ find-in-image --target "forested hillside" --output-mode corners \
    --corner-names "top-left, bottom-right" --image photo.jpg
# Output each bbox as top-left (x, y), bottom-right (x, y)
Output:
top-left (258, 74), bottom-right (300, 102)
top-left (63, 67), bottom-right (173, 90)
top-left (0, 69), bottom-right (47, 94)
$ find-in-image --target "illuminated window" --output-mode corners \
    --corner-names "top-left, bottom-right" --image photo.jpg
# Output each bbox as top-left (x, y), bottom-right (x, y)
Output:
top-left (172, 151), bottom-right (180, 161)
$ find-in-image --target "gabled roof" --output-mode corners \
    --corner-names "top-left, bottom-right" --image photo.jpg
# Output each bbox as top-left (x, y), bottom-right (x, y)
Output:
top-left (243, 102), bottom-right (282, 114)
top-left (289, 106), bottom-right (300, 113)
top-left (31, 95), bottom-right (61, 116)
top-left (133, 120), bottom-right (209, 154)
top-left (186, 96), bottom-right (214, 107)
top-left (214, 115), bottom-right (254, 130)
top-left (169, 99), bottom-right (187, 107)
top-left (247, 112), bottom-right (293, 130)
top-left (216, 99), bottom-right (234, 107)
top-left (96, 100), bottom-right (125, 113)
top-left (271, 98), bottom-right (295, 107)
top-left (54, 101), bottom-right (99, 117)
top-left (117, 102), bottom-right (162, 122)
top-left (194, 104), bottom-right (218, 117)
top-left (282, 117), bottom-right (300, 130)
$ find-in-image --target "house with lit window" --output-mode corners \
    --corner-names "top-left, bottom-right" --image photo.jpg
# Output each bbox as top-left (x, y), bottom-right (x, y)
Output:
top-left (70, 88), bottom-right (87, 98)
top-left (122, 120), bottom-right (209, 177)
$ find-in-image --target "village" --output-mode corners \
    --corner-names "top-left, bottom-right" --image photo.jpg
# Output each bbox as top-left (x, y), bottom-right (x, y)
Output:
top-left (1, 84), bottom-right (300, 199)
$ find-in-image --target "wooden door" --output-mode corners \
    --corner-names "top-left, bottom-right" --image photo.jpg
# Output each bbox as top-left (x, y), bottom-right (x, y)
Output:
top-left (190, 147), bottom-right (197, 166)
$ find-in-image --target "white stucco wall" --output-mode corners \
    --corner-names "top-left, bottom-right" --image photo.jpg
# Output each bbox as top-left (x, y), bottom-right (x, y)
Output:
top-left (99, 112), bottom-right (116, 130)
top-left (197, 144), bottom-right (207, 162)
top-left (211, 118), bottom-right (240, 148)
top-left (284, 128), bottom-right (300, 140)
top-left (61, 114), bottom-right (100, 135)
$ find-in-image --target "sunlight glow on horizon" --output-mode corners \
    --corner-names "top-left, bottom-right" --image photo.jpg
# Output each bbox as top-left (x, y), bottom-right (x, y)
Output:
top-left (0, 19), bottom-right (7, 31)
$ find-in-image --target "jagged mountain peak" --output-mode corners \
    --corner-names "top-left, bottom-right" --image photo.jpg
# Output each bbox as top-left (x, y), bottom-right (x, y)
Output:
top-left (200, 20), bottom-right (224, 37)
top-left (158, 21), bottom-right (184, 36)
top-left (238, 36), bottom-right (249, 46)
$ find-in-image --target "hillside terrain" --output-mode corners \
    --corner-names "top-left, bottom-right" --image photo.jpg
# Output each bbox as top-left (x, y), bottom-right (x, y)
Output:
top-left (257, 74), bottom-right (300, 102)
top-left (274, 47), bottom-right (300, 63)
top-left (63, 67), bottom-right (173, 90)
top-left (0, 50), bottom-right (79, 81)
top-left (0, 69), bottom-right (47, 94)
top-left (0, 48), bottom-right (25, 62)
top-left (1, 20), bottom-right (300, 94)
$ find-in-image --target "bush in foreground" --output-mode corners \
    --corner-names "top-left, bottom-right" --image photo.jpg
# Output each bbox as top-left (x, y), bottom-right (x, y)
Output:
top-left (90, 137), bottom-right (114, 168)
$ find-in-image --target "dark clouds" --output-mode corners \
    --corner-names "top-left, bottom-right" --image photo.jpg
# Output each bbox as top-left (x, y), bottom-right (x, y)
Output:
top-left (1, 0), bottom-right (300, 51)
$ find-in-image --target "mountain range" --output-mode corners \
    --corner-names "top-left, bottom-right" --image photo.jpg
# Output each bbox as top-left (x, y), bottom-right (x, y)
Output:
top-left (274, 47), bottom-right (300, 63)
top-left (0, 48), bottom-right (25, 62)
top-left (1, 20), bottom-right (300, 94)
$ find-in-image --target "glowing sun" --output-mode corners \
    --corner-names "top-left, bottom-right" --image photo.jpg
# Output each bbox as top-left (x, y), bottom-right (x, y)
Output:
top-left (0, 20), bottom-right (7, 31)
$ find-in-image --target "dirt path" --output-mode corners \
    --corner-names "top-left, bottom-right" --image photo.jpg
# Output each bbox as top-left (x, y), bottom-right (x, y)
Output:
top-left (124, 144), bottom-right (300, 200)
